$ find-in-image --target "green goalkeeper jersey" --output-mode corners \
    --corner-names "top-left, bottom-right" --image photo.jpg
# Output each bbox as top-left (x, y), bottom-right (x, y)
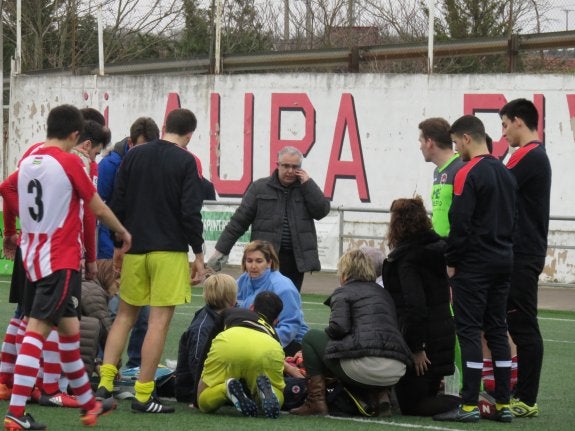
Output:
top-left (431, 154), bottom-right (464, 237)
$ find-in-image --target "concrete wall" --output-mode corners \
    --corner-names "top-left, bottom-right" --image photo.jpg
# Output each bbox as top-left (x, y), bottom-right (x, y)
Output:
top-left (4, 73), bottom-right (575, 283)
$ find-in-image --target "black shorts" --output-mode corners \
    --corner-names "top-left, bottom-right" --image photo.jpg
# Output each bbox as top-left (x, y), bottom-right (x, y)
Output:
top-left (28, 270), bottom-right (82, 325)
top-left (8, 247), bottom-right (28, 305)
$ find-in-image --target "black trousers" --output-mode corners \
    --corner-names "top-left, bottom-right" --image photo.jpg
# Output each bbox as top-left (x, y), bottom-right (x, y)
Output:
top-left (278, 248), bottom-right (304, 292)
top-left (507, 254), bottom-right (545, 406)
top-left (395, 369), bottom-right (461, 416)
top-left (450, 270), bottom-right (511, 406)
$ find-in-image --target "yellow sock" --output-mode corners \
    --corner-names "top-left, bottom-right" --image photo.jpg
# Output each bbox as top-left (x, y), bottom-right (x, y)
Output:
top-left (496, 403), bottom-right (510, 411)
top-left (134, 380), bottom-right (155, 404)
top-left (98, 364), bottom-right (118, 392)
top-left (462, 404), bottom-right (477, 412)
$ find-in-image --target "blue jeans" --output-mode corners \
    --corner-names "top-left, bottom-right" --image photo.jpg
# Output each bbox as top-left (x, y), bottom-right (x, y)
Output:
top-left (108, 295), bottom-right (149, 368)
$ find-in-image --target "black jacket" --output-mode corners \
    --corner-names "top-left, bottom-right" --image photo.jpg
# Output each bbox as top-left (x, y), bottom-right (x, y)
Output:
top-left (383, 231), bottom-right (455, 377)
top-left (111, 139), bottom-right (205, 254)
top-left (446, 155), bottom-right (517, 273)
top-left (215, 170), bottom-right (330, 273)
top-left (506, 142), bottom-right (551, 257)
top-left (323, 280), bottom-right (412, 367)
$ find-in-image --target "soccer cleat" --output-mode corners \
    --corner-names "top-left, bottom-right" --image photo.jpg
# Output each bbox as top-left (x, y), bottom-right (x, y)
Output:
top-left (131, 396), bottom-right (175, 414)
top-left (226, 378), bottom-right (257, 417)
top-left (0, 384), bottom-right (11, 401)
top-left (487, 406), bottom-right (513, 423)
top-left (38, 391), bottom-right (80, 408)
top-left (433, 405), bottom-right (480, 423)
top-left (80, 398), bottom-right (115, 426)
top-left (510, 398), bottom-right (539, 418)
top-left (256, 374), bottom-right (280, 419)
top-left (4, 413), bottom-right (46, 430)
top-left (94, 386), bottom-right (113, 402)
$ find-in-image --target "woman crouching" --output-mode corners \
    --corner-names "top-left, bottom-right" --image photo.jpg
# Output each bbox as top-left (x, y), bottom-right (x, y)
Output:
top-left (291, 249), bottom-right (412, 416)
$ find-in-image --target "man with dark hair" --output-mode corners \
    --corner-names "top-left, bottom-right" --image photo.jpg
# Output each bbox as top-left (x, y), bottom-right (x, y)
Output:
top-left (79, 107), bottom-right (106, 126)
top-left (434, 115), bottom-right (517, 423)
top-left (500, 98), bottom-right (551, 418)
top-left (418, 117), bottom-right (464, 237)
top-left (208, 146), bottom-right (330, 292)
top-left (165, 109), bottom-right (197, 136)
top-left (95, 108), bottom-right (205, 414)
top-left (3, 104), bottom-right (131, 429)
top-left (73, 120), bottom-right (112, 280)
top-left (253, 291), bottom-right (284, 327)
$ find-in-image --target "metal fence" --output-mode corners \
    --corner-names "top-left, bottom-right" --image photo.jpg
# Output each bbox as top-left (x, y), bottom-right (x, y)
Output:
top-left (205, 201), bottom-right (575, 289)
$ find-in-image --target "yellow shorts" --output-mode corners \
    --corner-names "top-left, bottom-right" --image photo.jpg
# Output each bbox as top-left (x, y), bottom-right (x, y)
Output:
top-left (119, 252), bottom-right (191, 306)
top-left (201, 326), bottom-right (285, 397)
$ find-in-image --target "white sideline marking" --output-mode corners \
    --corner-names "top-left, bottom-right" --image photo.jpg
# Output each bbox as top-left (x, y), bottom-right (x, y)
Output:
top-left (328, 416), bottom-right (466, 431)
top-left (543, 338), bottom-right (575, 344)
top-left (539, 317), bottom-right (575, 322)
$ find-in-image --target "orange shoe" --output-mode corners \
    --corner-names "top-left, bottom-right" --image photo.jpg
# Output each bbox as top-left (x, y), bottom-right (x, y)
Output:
top-left (39, 391), bottom-right (79, 408)
top-left (80, 398), bottom-right (115, 427)
top-left (0, 384), bottom-right (11, 401)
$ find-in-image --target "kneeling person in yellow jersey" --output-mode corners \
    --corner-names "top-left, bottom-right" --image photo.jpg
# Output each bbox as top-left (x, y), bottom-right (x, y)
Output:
top-left (198, 291), bottom-right (285, 419)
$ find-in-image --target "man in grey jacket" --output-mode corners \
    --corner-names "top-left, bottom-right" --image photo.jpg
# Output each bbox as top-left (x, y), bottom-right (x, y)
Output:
top-left (208, 146), bottom-right (330, 291)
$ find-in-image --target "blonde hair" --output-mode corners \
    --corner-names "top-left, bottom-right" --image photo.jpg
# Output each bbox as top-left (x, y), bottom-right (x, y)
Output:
top-left (203, 273), bottom-right (238, 311)
top-left (241, 240), bottom-right (279, 272)
top-left (337, 249), bottom-right (376, 283)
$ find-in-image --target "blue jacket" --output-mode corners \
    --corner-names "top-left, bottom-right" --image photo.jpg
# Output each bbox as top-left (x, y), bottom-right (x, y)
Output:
top-left (237, 268), bottom-right (308, 347)
top-left (97, 138), bottom-right (129, 258)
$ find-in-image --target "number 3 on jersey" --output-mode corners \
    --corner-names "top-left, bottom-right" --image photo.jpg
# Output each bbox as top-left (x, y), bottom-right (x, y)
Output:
top-left (28, 179), bottom-right (44, 222)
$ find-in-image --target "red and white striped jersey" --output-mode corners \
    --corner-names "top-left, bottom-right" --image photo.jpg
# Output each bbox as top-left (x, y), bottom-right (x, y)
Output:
top-left (17, 146), bottom-right (96, 281)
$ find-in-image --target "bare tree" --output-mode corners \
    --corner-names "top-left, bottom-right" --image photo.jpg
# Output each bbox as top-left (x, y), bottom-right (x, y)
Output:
top-left (362, 0), bottom-right (428, 42)
top-left (97, 0), bottom-right (182, 62)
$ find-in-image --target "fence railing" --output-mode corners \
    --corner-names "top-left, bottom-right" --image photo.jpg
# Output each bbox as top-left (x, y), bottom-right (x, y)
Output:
top-left (205, 201), bottom-right (575, 289)
top-left (2, 30), bottom-right (575, 93)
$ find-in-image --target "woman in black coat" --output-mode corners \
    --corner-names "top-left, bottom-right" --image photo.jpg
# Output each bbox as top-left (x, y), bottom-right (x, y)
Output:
top-left (382, 196), bottom-right (459, 416)
top-left (291, 249), bottom-right (412, 416)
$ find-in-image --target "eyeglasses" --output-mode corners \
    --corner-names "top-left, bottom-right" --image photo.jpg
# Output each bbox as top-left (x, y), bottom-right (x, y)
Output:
top-left (277, 162), bottom-right (301, 170)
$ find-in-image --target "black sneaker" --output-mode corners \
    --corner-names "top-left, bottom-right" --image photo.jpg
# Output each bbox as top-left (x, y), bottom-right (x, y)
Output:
top-left (434, 405), bottom-right (480, 423)
top-left (94, 386), bottom-right (113, 402)
top-left (131, 396), bottom-right (175, 414)
top-left (256, 374), bottom-right (280, 419)
top-left (487, 406), bottom-right (513, 423)
top-left (4, 413), bottom-right (47, 430)
top-left (226, 378), bottom-right (257, 417)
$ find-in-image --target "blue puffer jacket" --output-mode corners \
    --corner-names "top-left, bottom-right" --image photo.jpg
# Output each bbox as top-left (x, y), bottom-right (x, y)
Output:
top-left (237, 268), bottom-right (308, 347)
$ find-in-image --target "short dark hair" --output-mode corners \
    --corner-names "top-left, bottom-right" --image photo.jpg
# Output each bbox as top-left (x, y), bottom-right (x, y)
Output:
top-left (449, 115), bottom-right (486, 141)
top-left (79, 120), bottom-right (112, 149)
top-left (418, 117), bottom-right (452, 150)
top-left (253, 291), bottom-right (283, 325)
top-left (80, 108), bottom-right (106, 126)
top-left (47, 105), bottom-right (84, 140)
top-left (130, 117), bottom-right (160, 144)
top-left (499, 98), bottom-right (539, 131)
top-left (165, 109), bottom-right (197, 136)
